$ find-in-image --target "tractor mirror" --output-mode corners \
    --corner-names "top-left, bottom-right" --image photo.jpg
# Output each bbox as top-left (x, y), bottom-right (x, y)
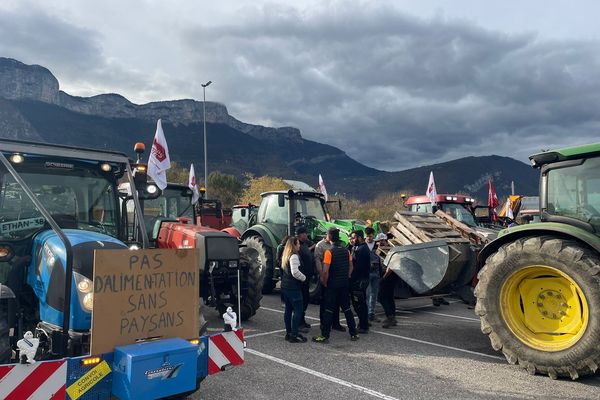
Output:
top-left (241, 209), bottom-right (247, 217)
top-left (278, 193), bottom-right (285, 207)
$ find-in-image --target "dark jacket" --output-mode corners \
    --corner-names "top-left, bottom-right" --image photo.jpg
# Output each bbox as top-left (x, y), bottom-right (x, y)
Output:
top-left (351, 242), bottom-right (371, 281)
top-left (298, 239), bottom-right (314, 278)
top-left (281, 255), bottom-right (303, 291)
top-left (326, 245), bottom-right (351, 288)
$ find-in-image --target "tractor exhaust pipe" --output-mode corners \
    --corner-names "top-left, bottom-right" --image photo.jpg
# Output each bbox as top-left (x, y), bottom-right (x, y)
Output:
top-left (287, 190), bottom-right (295, 236)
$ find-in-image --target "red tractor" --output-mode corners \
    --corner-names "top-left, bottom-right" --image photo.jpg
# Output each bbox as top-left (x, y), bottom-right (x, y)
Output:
top-left (405, 193), bottom-right (498, 240)
top-left (128, 144), bottom-right (262, 321)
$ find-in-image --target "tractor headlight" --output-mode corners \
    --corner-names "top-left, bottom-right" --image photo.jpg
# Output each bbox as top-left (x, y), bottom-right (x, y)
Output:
top-left (73, 271), bottom-right (94, 312)
top-left (83, 293), bottom-right (94, 311)
top-left (77, 278), bottom-right (93, 293)
top-left (228, 260), bottom-right (239, 269)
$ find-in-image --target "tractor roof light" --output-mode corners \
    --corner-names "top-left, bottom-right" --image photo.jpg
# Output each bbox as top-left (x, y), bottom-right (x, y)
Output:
top-left (100, 163), bottom-right (112, 172)
top-left (9, 153), bottom-right (24, 164)
top-left (0, 246), bottom-right (13, 261)
top-left (445, 196), bottom-right (452, 201)
top-left (146, 184), bottom-right (158, 194)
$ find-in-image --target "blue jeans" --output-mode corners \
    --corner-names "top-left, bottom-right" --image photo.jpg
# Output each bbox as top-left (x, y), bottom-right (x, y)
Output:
top-left (367, 271), bottom-right (380, 315)
top-left (282, 288), bottom-right (304, 336)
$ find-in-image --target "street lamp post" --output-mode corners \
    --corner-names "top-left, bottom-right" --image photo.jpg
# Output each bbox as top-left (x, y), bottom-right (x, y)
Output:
top-left (201, 80), bottom-right (212, 198)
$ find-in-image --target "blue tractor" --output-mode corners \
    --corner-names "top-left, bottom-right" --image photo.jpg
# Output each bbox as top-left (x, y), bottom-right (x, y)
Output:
top-left (0, 139), bottom-right (240, 399)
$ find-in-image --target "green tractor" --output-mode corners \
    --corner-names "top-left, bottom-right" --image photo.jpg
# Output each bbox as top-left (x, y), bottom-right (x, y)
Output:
top-left (240, 190), bottom-right (377, 295)
top-left (476, 142), bottom-right (600, 379)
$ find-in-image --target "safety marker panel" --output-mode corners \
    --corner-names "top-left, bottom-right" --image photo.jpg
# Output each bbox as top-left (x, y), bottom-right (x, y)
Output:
top-left (208, 329), bottom-right (244, 375)
top-left (0, 359), bottom-right (67, 400)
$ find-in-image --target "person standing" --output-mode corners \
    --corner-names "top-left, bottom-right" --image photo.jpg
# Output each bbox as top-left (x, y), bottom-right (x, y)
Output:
top-left (365, 229), bottom-right (384, 322)
top-left (350, 230), bottom-right (370, 333)
top-left (378, 264), bottom-right (399, 328)
top-left (281, 237), bottom-right (308, 343)
top-left (296, 227), bottom-right (314, 331)
top-left (314, 234), bottom-right (343, 331)
top-left (313, 228), bottom-right (358, 343)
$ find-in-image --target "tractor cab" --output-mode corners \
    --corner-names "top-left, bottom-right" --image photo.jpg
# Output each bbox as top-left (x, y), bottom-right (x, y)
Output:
top-left (0, 138), bottom-right (149, 362)
top-left (406, 194), bottom-right (478, 227)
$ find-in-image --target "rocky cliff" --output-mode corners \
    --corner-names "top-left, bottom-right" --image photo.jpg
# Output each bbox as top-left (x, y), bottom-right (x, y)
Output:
top-left (0, 57), bottom-right (302, 143)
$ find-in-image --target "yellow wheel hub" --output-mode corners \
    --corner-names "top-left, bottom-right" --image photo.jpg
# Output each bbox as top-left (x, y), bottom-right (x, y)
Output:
top-left (500, 265), bottom-right (588, 352)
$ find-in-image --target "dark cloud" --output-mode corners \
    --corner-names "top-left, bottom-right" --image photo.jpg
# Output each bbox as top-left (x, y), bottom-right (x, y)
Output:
top-left (181, 3), bottom-right (600, 170)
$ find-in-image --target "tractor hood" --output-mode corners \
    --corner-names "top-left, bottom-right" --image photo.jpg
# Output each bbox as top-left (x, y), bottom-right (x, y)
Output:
top-left (31, 229), bottom-right (127, 279)
top-left (27, 229), bottom-right (127, 331)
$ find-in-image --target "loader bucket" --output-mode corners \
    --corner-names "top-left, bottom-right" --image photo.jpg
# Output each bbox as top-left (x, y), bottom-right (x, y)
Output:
top-left (383, 240), bottom-right (470, 294)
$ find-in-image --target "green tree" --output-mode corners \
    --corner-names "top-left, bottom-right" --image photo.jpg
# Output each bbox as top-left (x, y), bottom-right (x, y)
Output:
top-left (166, 162), bottom-right (190, 185)
top-left (239, 174), bottom-right (291, 205)
top-left (207, 171), bottom-right (243, 208)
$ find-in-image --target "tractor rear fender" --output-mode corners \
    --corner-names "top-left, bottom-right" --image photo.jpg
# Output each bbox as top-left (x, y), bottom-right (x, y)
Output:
top-left (241, 225), bottom-right (278, 259)
top-left (478, 222), bottom-right (600, 268)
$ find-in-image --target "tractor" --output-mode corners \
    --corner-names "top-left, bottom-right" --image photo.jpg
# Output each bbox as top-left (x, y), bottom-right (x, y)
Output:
top-left (240, 190), bottom-right (378, 296)
top-left (405, 193), bottom-right (499, 240)
top-left (126, 143), bottom-right (262, 321)
top-left (134, 182), bottom-right (263, 321)
top-left (476, 142), bottom-right (600, 379)
top-left (0, 138), bottom-right (244, 398)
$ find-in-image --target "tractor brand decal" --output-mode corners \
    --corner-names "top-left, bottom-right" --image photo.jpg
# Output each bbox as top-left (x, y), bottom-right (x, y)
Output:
top-left (144, 362), bottom-right (183, 380)
top-left (0, 359), bottom-right (67, 400)
top-left (45, 161), bottom-right (75, 170)
top-left (66, 360), bottom-right (111, 400)
top-left (0, 217), bottom-right (45, 234)
top-left (208, 329), bottom-right (245, 375)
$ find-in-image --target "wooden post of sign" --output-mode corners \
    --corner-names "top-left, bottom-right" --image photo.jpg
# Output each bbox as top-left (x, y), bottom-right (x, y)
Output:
top-left (90, 248), bottom-right (200, 355)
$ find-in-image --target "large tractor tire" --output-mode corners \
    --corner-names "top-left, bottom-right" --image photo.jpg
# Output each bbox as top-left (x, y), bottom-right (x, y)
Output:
top-left (475, 236), bottom-right (600, 379)
top-left (242, 235), bottom-right (276, 294)
top-left (239, 246), bottom-right (263, 320)
top-left (308, 275), bottom-right (323, 304)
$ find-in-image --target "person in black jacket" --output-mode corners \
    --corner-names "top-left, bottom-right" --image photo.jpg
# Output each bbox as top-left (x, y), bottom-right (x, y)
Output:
top-left (281, 237), bottom-right (307, 343)
top-left (312, 228), bottom-right (358, 343)
top-left (296, 226), bottom-right (314, 331)
top-left (350, 230), bottom-right (370, 333)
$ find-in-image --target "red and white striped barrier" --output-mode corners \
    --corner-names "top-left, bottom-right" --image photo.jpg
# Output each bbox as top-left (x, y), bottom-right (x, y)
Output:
top-left (0, 360), bottom-right (67, 400)
top-left (208, 329), bottom-right (244, 375)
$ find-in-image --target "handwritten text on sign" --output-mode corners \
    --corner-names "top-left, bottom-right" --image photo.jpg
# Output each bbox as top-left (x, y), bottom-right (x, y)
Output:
top-left (90, 249), bottom-right (199, 355)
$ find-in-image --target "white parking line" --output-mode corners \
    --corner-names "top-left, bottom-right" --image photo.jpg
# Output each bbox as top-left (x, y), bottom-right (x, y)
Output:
top-left (246, 348), bottom-right (400, 400)
top-left (246, 329), bottom-right (287, 338)
top-left (259, 306), bottom-right (503, 360)
top-left (420, 311), bottom-right (480, 322)
top-left (372, 330), bottom-right (504, 360)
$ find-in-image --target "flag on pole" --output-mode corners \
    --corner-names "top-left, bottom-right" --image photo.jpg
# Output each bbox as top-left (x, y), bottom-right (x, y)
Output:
top-left (426, 171), bottom-right (437, 206)
top-left (488, 179), bottom-right (499, 221)
top-left (319, 174), bottom-right (328, 201)
top-left (147, 119), bottom-right (171, 190)
top-left (188, 163), bottom-right (200, 203)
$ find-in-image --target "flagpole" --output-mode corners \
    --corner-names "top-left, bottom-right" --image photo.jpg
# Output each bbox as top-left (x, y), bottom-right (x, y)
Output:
top-left (202, 80), bottom-right (212, 199)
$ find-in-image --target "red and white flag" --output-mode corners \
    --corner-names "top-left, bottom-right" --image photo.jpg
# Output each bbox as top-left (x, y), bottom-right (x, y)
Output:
top-left (488, 179), bottom-right (499, 220)
top-left (426, 171), bottom-right (437, 206)
top-left (189, 163), bottom-right (200, 203)
top-left (147, 119), bottom-right (171, 190)
top-left (319, 174), bottom-right (328, 201)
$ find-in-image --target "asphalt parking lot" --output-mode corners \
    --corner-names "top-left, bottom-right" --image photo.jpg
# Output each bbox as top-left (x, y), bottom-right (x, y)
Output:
top-left (196, 294), bottom-right (600, 400)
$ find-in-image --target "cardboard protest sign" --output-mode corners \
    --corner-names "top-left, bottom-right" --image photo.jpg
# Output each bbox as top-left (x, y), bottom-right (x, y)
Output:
top-left (90, 248), bottom-right (199, 355)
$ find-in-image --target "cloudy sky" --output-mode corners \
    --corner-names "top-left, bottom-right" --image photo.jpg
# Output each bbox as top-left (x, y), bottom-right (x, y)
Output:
top-left (1, 0), bottom-right (600, 171)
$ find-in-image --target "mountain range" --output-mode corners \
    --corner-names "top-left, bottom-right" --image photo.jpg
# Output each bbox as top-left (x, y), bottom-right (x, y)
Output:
top-left (0, 57), bottom-right (538, 201)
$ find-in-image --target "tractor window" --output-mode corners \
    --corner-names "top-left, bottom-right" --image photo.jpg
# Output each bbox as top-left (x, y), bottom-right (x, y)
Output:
top-left (260, 195), bottom-right (287, 224)
top-left (441, 203), bottom-right (477, 227)
top-left (547, 157), bottom-right (600, 227)
top-left (408, 203), bottom-right (432, 213)
top-left (293, 197), bottom-right (327, 220)
top-left (0, 168), bottom-right (119, 240)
